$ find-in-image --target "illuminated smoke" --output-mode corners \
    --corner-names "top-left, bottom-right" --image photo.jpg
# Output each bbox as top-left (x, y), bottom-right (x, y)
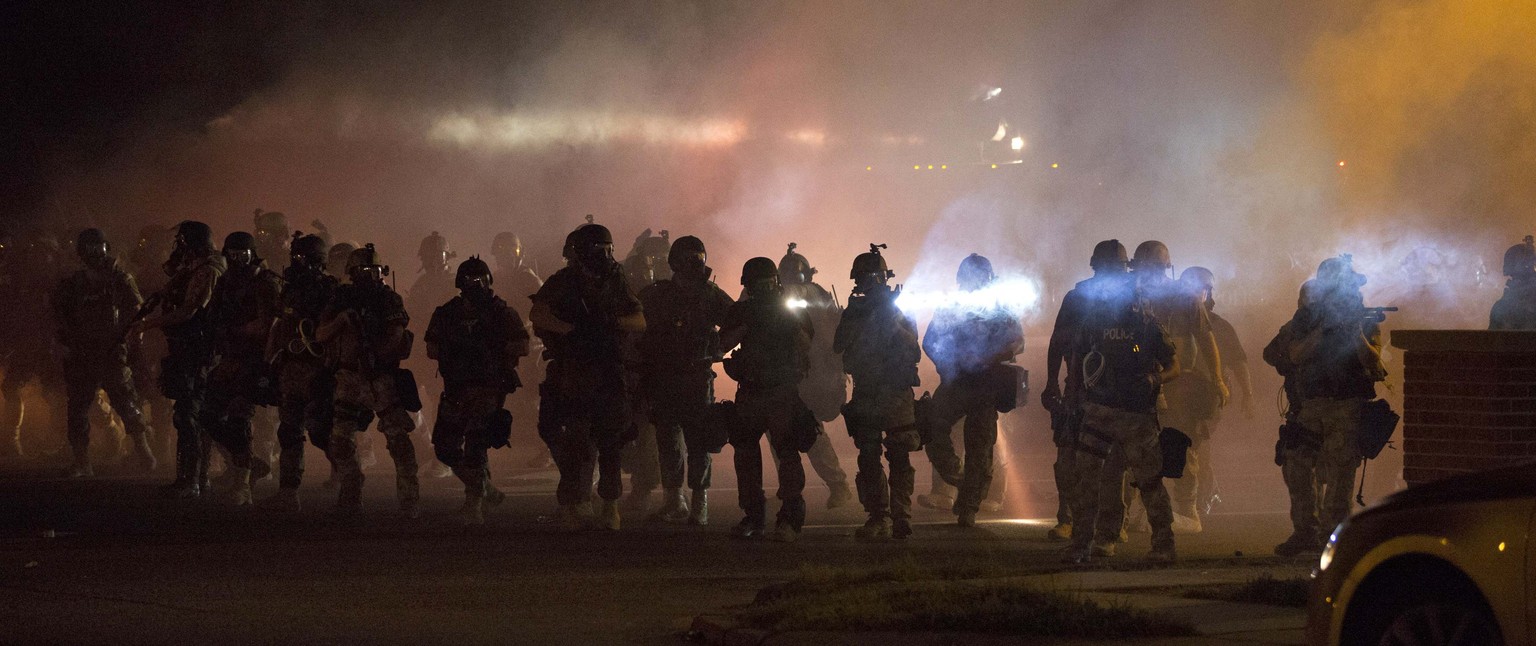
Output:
top-left (895, 276), bottom-right (1041, 318)
top-left (428, 111), bottom-right (747, 149)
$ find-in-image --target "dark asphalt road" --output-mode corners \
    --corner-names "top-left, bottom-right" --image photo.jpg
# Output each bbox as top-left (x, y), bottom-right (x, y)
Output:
top-left (0, 449), bottom-right (1301, 645)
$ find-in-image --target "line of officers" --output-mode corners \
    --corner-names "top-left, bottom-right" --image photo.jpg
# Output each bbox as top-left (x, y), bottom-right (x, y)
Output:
top-left (37, 218), bottom-right (1032, 542)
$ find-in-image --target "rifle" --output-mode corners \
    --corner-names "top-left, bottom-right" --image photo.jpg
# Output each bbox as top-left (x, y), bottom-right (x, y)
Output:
top-left (121, 292), bottom-right (165, 341)
top-left (1361, 306), bottom-right (1398, 323)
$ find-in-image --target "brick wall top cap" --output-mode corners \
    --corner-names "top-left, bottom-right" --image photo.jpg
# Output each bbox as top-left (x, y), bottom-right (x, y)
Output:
top-left (1391, 330), bottom-right (1536, 353)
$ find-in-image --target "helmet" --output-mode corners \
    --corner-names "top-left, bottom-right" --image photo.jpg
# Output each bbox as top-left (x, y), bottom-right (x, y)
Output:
top-left (630, 229), bottom-right (671, 261)
top-left (455, 256), bottom-right (494, 291)
top-left (253, 210), bottom-right (287, 232)
top-left (1317, 254), bottom-right (1366, 288)
top-left (850, 243), bottom-right (894, 281)
top-left (223, 231), bottom-right (256, 251)
top-left (1131, 240), bottom-right (1171, 270)
top-left (327, 242), bottom-right (357, 277)
top-left (175, 221), bottom-right (214, 252)
top-left (491, 232), bottom-right (522, 259)
top-left (778, 242), bottom-right (815, 284)
top-left (417, 231), bottom-right (452, 269)
top-left (290, 232), bottom-right (327, 267)
top-left (956, 253), bottom-right (995, 291)
top-left (564, 223), bottom-right (615, 271)
top-left (75, 228), bottom-right (109, 261)
top-left (347, 243), bottom-right (389, 283)
top-left (667, 235), bottom-right (707, 274)
top-left (1089, 239), bottom-right (1129, 271)
top-left (222, 231), bottom-right (257, 267)
top-left (1179, 266), bottom-right (1215, 291)
top-left (741, 257), bottom-right (779, 286)
top-left (1503, 236), bottom-right (1536, 277)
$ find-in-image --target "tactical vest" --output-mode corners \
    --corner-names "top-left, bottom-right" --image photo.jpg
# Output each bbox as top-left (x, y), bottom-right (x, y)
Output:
top-left (640, 279), bottom-right (723, 368)
top-left (59, 265), bottom-right (134, 350)
top-left (431, 294), bottom-right (519, 388)
top-left (161, 253), bottom-right (225, 341)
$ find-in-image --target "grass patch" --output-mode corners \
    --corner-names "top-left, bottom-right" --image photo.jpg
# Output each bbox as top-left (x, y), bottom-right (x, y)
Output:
top-left (1183, 574), bottom-right (1310, 608)
top-left (741, 556), bottom-right (1194, 639)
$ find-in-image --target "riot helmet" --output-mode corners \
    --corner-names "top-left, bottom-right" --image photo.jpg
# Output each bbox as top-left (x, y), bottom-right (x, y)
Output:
top-left (253, 209), bottom-right (288, 253)
top-left (75, 228), bottom-right (110, 266)
top-left (667, 235), bottom-right (708, 278)
top-left (778, 242), bottom-right (815, 285)
top-left (455, 256), bottom-right (494, 294)
top-left (1130, 240), bottom-right (1172, 274)
top-left (175, 221), bottom-right (215, 253)
top-left (1317, 254), bottom-right (1366, 289)
top-left (347, 243), bottom-right (389, 285)
top-left (417, 231), bottom-right (452, 273)
top-left (1089, 239), bottom-right (1129, 273)
top-left (564, 223), bottom-right (616, 274)
top-left (956, 253), bottom-right (995, 292)
top-left (1503, 236), bottom-right (1536, 278)
top-left (741, 256), bottom-right (779, 290)
top-left (222, 231), bottom-right (258, 268)
top-left (491, 232), bottom-right (523, 267)
top-left (1180, 266), bottom-right (1216, 310)
top-left (850, 243), bottom-right (894, 290)
top-left (290, 232), bottom-right (328, 270)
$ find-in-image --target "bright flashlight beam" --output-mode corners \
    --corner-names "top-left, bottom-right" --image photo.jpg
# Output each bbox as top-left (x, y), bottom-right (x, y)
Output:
top-left (1010, 136), bottom-right (1025, 151)
top-left (785, 297), bottom-right (809, 310)
top-left (894, 276), bottom-right (1041, 315)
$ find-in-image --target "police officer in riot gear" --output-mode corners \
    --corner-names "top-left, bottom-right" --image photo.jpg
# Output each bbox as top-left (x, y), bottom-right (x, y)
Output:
top-left (200, 232), bottom-right (282, 505)
top-left (639, 236), bottom-right (733, 525)
top-left (1042, 240), bottom-right (1133, 541)
top-left (51, 228), bottom-right (157, 476)
top-left (1063, 263), bottom-right (1181, 565)
top-left (132, 221), bottom-right (227, 499)
top-left (777, 243), bottom-right (854, 509)
top-left (1490, 236), bottom-right (1536, 330)
top-left (408, 231), bottom-right (459, 480)
top-left (1264, 256), bottom-right (1385, 554)
top-left (530, 224), bottom-right (645, 531)
top-left (921, 253), bottom-right (1024, 527)
top-left (722, 257), bottom-right (815, 541)
top-left (262, 232), bottom-right (338, 511)
top-left (316, 244), bottom-right (420, 519)
top-left (1130, 240), bottom-right (1225, 534)
top-left (1178, 266), bottom-right (1255, 516)
top-left (619, 228), bottom-right (670, 512)
top-left (425, 256), bottom-right (530, 525)
top-left (835, 244), bottom-right (922, 540)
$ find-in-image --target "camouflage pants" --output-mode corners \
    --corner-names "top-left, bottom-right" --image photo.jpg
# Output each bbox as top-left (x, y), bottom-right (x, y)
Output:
top-left (924, 375), bottom-right (999, 516)
top-left (275, 358), bottom-right (335, 489)
top-left (63, 352), bottom-right (149, 460)
top-left (1297, 398), bottom-right (1362, 540)
top-left (329, 369), bottom-right (418, 510)
top-left (730, 383), bottom-right (807, 529)
top-left (1071, 402), bottom-right (1173, 552)
top-left (201, 357), bottom-right (260, 469)
top-left (1163, 407), bottom-right (1218, 519)
top-left (845, 383), bottom-right (916, 521)
top-left (432, 385), bottom-right (506, 498)
top-left (540, 361), bottom-right (628, 506)
top-left (651, 369), bottom-right (714, 493)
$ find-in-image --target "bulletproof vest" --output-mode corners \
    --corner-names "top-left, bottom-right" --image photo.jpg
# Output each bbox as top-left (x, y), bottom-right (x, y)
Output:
top-left (732, 295), bottom-right (809, 387)
top-left (280, 266), bottom-right (338, 323)
top-left (59, 264), bottom-right (133, 348)
top-left (1079, 299), bottom-right (1165, 411)
top-left (432, 294), bottom-right (517, 386)
top-left (640, 279), bottom-right (723, 367)
top-left (1137, 275), bottom-right (1205, 378)
top-left (333, 282), bottom-right (410, 366)
top-left (926, 304), bottom-right (1020, 379)
top-left (539, 266), bottom-right (632, 363)
top-left (1291, 295), bottom-right (1379, 400)
top-left (210, 264), bottom-right (278, 329)
top-left (840, 293), bottom-right (920, 386)
top-left (161, 252), bottom-right (226, 340)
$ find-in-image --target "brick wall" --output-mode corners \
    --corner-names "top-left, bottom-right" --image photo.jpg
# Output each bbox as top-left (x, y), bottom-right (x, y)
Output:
top-left (1392, 330), bottom-right (1536, 486)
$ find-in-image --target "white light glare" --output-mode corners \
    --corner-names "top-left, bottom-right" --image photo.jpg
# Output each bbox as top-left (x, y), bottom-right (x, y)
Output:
top-left (895, 276), bottom-right (1041, 315)
top-left (428, 111), bottom-right (746, 149)
top-left (785, 298), bottom-right (809, 310)
top-left (1010, 136), bottom-right (1025, 151)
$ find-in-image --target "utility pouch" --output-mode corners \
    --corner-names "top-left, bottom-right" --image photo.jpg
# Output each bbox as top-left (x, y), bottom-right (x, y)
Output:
top-left (394, 368), bottom-right (423, 413)
top-left (987, 364), bottom-right (1028, 413)
top-left (913, 391), bottom-right (935, 446)
top-left (1357, 398), bottom-right (1400, 460)
top-left (1158, 427), bottom-right (1193, 479)
top-left (487, 408), bottom-right (513, 449)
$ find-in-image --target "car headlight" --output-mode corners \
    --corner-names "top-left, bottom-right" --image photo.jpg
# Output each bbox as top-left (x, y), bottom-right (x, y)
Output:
top-left (1318, 529), bottom-right (1339, 572)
